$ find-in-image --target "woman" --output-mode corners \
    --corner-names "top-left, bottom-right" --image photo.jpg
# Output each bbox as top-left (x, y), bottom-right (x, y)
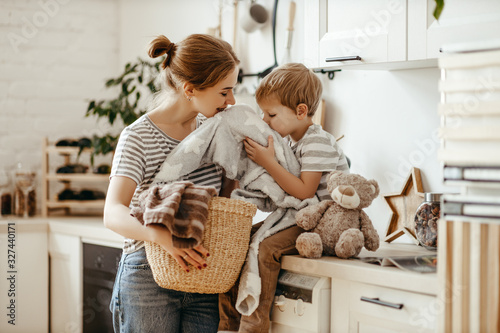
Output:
top-left (104, 34), bottom-right (240, 333)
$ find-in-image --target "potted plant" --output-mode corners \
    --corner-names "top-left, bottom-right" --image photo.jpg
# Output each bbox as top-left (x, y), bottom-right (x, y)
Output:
top-left (85, 58), bottom-right (163, 164)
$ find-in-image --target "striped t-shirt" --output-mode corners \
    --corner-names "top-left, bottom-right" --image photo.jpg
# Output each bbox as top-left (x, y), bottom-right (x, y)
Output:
top-left (289, 124), bottom-right (350, 201)
top-left (110, 114), bottom-right (223, 254)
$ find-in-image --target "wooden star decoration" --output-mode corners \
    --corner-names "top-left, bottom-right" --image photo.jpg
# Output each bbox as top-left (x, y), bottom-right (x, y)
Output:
top-left (383, 167), bottom-right (425, 243)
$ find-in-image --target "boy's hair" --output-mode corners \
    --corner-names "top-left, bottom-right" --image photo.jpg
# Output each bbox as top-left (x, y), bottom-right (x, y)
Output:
top-left (255, 63), bottom-right (322, 116)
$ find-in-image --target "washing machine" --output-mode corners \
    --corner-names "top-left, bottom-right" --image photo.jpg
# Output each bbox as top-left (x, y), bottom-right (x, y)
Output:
top-left (270, 270), bottom-right (331, 333)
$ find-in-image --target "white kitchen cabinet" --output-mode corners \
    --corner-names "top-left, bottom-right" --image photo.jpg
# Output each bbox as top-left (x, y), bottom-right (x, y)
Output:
top-left (304, 0), bottom-right (500, 70)
top-left (49, 232), bottom-right (82, 333)
top-left (280, 243), bottom-right (437, 333)
top-left (0, 219), bottom-right (48, 333)
top-left (304, 0), bottom-right (408, 69)
top-left (48, 218), bottom-right (122, 333)
top-left (332, 279), bottom-right (436, 333)
top-left (408, 0), bottom-right (500, 60)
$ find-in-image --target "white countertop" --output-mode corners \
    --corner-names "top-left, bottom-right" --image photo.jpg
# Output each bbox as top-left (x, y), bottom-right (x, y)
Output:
top-left (1, 216), bottom-right (123, 247)
top-left (48, 217), bottom-right (123, 247)
top-left (282, 243), bottom-right (438, 296)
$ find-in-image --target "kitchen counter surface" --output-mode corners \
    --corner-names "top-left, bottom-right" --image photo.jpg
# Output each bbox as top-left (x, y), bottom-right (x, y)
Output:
top-left (281, 242), bottom-right (438, 296)
top-left (48, 217), bottom-right (123, 246)
top-left (2, 216), bottom-right (123, 247)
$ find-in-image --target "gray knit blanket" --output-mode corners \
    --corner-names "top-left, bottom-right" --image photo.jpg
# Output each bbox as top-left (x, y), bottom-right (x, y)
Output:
top-left (153, 104), bottom-right (318, 315)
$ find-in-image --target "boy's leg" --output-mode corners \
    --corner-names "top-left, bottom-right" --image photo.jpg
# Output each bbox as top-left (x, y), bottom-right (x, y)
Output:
top-left (238, 225), bottom-right (304, 333)
top-left (218, 275), bottom-right (241, 331)
top-left (218, 222), bottom-right (263, 331)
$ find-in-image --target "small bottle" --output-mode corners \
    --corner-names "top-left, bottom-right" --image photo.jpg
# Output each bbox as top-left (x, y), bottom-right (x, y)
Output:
top-left (414, 193), bottom-right (441, 250)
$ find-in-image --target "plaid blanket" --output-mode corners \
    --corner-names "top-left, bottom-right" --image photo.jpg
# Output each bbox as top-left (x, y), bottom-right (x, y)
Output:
top-left (131, 181), bottom-right (217, 249)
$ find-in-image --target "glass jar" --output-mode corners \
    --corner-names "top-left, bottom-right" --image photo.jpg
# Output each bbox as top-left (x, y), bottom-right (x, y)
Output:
top-left (0, 169), bottom-right (12, 216)
top-left (14, 189), bottom-right (36, 217)
top-left (414, 193), bottom-right (441, 250)
top-left (1, 191), bottom-right (12, 215)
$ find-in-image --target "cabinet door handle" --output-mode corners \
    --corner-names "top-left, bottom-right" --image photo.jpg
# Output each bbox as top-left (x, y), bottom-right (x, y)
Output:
top-left (360, 296), bottom-right (404, 310)
top-left (325, 56), bottom-right (362, 62)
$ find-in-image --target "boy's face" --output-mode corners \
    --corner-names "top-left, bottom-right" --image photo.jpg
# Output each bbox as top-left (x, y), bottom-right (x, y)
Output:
top-left (258, 95), bottom-right (301, 138)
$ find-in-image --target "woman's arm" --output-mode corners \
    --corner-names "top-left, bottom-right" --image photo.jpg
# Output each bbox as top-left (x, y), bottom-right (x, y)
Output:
top-left (103, 176), bottom-right (209, 272)
top-left (244, 136), bottom-right (322, 200)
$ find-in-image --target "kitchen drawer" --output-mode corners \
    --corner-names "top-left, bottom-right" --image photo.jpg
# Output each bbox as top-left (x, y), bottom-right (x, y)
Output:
top-left (332, 279), bottom-right (437, 333)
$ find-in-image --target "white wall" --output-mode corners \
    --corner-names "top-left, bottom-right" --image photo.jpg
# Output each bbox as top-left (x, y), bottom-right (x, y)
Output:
top-left (118, 0), bottom-right (220, 68)
top-left (0, 0), bottom-right (119, 169)
top-left (118, 0), bottom-right (304, 97)
top-left (320, 68), bottom-right (451, 239)
top-left (1, 0), bottom-right (121, 209)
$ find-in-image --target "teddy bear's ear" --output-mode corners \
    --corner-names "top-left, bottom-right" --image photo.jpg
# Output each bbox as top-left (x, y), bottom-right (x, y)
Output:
top-left (369, 179), bottom-right (380, 197)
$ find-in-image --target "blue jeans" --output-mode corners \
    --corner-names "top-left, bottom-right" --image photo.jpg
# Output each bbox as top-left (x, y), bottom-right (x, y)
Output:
top-left (110, 247), bottom-right (219, 333)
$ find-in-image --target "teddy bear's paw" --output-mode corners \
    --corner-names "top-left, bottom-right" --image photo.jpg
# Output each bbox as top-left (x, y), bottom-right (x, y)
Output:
top-left (335, 228), bottom-right (364, 259)
top-left (296, 233), bottom-right (323, 259)
top-left (364, 233), bottom-right (380, 251)
top-left (296, 211), bottom-right (318, 230)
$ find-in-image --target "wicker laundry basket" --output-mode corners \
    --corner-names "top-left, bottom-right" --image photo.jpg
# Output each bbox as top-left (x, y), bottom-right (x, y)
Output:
top-left (145, 196), bottom-right (257, 293)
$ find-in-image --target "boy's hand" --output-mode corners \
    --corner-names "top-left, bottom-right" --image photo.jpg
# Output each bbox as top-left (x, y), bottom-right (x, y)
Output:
top-left (244, 135), bottom-right (276, 169)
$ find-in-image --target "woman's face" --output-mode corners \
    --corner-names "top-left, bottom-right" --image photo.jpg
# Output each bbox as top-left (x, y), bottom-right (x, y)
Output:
top-left (193, 67), bottom-right (239, 118)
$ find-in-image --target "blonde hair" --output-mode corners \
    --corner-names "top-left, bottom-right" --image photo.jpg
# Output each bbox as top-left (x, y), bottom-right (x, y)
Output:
top-left (148, 34), bottom-right (240, 91)
top-left (255, 63), bottom-right (322, 116)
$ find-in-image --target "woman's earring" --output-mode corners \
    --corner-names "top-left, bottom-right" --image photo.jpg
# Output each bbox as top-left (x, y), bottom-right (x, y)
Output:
top-left (186, 95), bottom-right (192, 102)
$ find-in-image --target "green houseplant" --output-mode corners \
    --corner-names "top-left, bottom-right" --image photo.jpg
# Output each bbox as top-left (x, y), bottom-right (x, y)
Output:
top-left (85, 58), bottom-right (163, 164)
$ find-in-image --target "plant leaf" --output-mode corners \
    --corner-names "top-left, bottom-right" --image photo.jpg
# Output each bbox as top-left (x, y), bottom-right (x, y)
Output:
top-left (105, 79), bottom-right (116, 87)
top-left (85, 57), bottom-right (161, 159)
top-left (86, 100), bottom-right (95, 113)
top-left (433, 0), bottom-right (444, 20)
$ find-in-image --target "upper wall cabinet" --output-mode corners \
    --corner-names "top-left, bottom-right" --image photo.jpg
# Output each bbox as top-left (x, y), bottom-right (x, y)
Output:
top-left (408, 0), bottom-right (500, 60)
top-left (304, 0), bottom-right (407, 69)
top-left (304, 0), bottom-right (500, 70)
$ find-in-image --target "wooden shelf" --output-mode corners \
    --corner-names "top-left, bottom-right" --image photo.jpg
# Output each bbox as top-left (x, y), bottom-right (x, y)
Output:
top-left (46, 200), bottom-right (105, 209)
top-left (46, 146), bottom-right (93, 155)
top-left (42, 137), bottom-right (111, 217)
top-left (47, 173), bottom-right (110, 182)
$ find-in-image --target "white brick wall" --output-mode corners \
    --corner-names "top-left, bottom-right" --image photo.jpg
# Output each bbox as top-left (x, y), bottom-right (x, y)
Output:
top-left (0, 0), bottom-right (120, 210)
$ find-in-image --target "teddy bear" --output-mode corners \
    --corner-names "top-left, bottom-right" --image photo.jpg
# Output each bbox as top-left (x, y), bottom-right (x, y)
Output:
top-left (295, 170), bottom-right (380, 259)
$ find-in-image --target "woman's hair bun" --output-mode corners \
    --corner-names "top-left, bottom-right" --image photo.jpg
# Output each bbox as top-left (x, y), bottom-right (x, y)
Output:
top-left (148, 35), bottom-right (176, 68)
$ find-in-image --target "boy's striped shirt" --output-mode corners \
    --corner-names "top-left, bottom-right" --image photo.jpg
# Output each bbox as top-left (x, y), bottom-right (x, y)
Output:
top-left (289, 124), bottom-right (350, 201)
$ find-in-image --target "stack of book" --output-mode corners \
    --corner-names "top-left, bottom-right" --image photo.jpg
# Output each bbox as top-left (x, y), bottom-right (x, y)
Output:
top-left (438, 48), bottom-right (500, 222)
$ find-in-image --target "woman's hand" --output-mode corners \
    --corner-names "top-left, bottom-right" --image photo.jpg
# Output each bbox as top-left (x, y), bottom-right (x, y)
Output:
top-left (149, 224), bottom-right (210, 272)
top-left (244, 135), bottom-right (276, 169)
top-left (104, 176), bottom-right (210, 273)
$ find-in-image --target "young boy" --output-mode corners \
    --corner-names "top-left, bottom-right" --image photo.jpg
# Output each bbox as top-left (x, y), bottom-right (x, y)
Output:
top-left (218, 63), bottom-right (349, 333)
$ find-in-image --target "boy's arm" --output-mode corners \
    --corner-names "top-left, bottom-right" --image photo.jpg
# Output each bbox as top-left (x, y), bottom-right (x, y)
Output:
top-left (219, 171), bottom-right (239, 198)
top-left (244, 136), bottom-right (322, 200)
